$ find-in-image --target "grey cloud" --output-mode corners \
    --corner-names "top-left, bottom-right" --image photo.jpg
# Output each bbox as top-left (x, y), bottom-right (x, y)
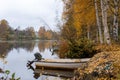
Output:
top-left (0, 0), bottom-right (63, 31)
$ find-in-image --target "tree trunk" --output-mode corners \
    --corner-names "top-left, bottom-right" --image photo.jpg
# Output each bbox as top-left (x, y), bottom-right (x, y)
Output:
top-left (87, 25), bottom-right (90, 40)
top-left (94, 0), bottom-right (103, 44)
top-left (113, 0), bottom-right (119, 41)
top-left (101, 0), bottom-right (111, 44)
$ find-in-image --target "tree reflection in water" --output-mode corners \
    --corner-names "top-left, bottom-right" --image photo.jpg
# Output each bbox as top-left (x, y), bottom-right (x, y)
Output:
top-left (0, 40), bottom-right (58, 60)
top-left (0, 41), bottom-right (35, 59)
top-left (0, 42), bottom-right (13, 59)
top-left (0, 41), bottom-right (60, 80)
top-left (38, 40), bottom-right (53, 52)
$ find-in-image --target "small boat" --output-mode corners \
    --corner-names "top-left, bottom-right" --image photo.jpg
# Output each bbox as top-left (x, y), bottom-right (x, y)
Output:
top-left (35, 58), bottom-right (90, 70)
top-left (26, 58), bottom-right (90, 78)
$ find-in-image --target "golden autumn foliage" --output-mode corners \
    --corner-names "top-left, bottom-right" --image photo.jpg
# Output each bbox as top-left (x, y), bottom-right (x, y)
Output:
top-left (45, 31), bottom-right (53, 40)
top-left (62, 0), bottom-right (120, 44)
top-left (58, 40), bottom-right (69, 58)
top-left (0, 19), bottom-right (10, 40)
top-left (62, 0), bottom-right (96, 39)
top-left (38, 26), bottom-right (59, 40)
top-left (73, 0), bottom-right (96, 25)
top-left (60, 0), bottom-right (98, 58)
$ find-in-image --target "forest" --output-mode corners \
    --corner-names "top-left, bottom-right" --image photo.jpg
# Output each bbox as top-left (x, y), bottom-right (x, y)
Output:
top-left (60, 0), bottom-right (120, 79)
top-left (59, 0), bottom-right (120, 57)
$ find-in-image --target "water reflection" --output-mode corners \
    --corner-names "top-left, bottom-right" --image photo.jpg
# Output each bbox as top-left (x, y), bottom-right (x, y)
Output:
top-left (0, 42), bottom-right (13, 59)
top-left (33, 68), bottom-right (74, 79)
top-left (38, 40), bottom-right (52, 52)
top-left (0, 41), bottom-right (36, 59)
top-left (13, 41), bottom-right (35, 52)
top-left (0, 41), bottom-right (62, 80)
top-left (0, 41), bottom-right (54, 59)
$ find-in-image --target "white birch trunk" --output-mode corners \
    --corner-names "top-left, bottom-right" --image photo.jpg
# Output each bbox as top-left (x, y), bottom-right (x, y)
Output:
top-left (94, 0), bottom-right (103, 44)
top-left (101, 0), bottom-right (111, 44)
top-left (87, 25), bottom-right (90, 40)
top-left (113, 0), bottom-right (119, 41)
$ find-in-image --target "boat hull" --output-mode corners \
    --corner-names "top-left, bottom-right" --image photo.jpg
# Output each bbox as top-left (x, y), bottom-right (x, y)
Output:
top-left (35, 62), bottom-right (84, 70)
top-left (35, 58), bottom-right (90, 70)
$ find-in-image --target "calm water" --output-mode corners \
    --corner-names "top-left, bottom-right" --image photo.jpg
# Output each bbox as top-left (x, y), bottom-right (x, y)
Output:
top-left (0, 40), bottom-right (69, 80)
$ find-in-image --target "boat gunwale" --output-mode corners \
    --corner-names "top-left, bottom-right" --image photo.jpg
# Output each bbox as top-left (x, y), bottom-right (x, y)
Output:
top-left (36, 61), bottom-right (87, 63)
top-left (36, 58), bottom-right (90, 63)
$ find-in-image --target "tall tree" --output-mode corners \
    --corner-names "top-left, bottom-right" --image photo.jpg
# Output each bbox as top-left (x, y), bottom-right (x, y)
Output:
top-left (26, 27), bottom-right (36, 38)
top-left (112, 0), bottom-right (119, 41)
top-left (0, 19), bottom-right (10, 40)
top-left (38, 26), bottom-right (46, 39)
top-left (94, 0), bottom-right (103, 44)
top-left (45, 30), bottom-right (53, 40)
top-left (101, 0), bottom-right (111, 44)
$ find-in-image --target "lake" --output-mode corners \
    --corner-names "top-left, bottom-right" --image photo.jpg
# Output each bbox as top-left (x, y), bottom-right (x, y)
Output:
top-left (0, 40), bottom-right (70, 80)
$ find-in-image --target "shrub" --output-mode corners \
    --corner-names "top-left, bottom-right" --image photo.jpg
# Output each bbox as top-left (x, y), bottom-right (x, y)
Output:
top-left (68, 38), bottom-right (97, 58)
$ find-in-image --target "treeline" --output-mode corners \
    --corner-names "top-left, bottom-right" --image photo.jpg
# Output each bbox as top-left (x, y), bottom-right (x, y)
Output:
top-left (38, 26), bottom-right (59, 40)
top-left (0, 19), bottom-right (36, 40)
top-left (0, 19), bottom-right (59, 41)
top-left (59, 0), bottom-right (120, 58)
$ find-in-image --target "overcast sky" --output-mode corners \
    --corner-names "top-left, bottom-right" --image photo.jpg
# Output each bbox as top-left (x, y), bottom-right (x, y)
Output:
top-left (0, 0), bottom-right (63, 31)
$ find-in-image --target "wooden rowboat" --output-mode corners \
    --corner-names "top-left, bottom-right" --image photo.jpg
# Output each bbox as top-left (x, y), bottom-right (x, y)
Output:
top-left (35, 58), bottom-right (90, 70)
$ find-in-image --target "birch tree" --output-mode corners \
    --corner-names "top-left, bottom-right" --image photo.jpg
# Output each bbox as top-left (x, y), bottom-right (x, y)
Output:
top-left (94, 0), bottom-right (103, 44)
top-left (113, 0), bottom-right (119, 41)
top-left (101, 0), bottom-right (111, 44)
